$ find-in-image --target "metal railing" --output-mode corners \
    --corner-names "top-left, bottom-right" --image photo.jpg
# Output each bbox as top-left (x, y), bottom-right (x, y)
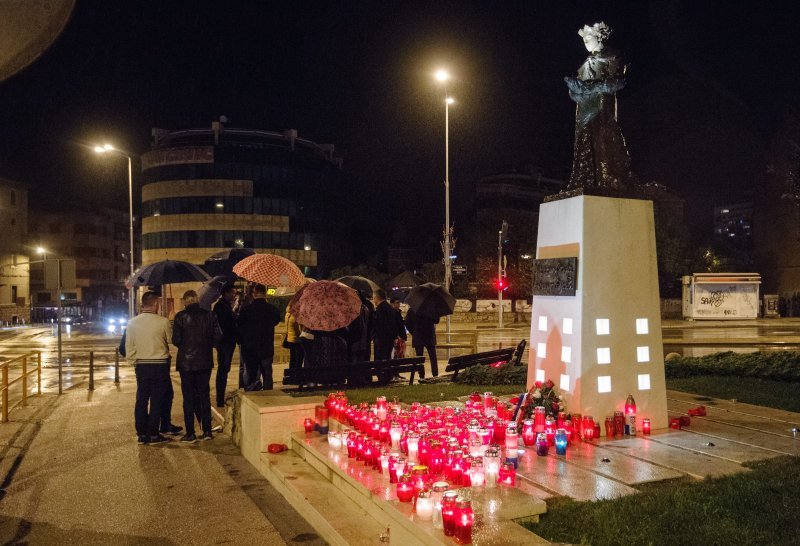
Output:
top-left (1, 351), bottom-right (42, 422)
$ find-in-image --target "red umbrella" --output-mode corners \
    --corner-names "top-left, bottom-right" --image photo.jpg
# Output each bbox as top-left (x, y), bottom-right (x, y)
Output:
top-left (232, 253), bottom-right (306, 287)
top-left (294, 280), bottom-right (361, 332)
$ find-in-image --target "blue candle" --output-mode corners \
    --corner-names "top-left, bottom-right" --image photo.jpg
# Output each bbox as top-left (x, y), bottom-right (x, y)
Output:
top-left (555, 428), bottom-right (568, 455)
top-left (535, 433), bottom-right (549, 456)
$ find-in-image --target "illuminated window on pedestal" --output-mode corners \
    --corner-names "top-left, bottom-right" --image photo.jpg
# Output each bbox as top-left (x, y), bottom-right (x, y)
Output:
top-left (597, 347), bottom-right (611, 364)
top-left (598, 376), bottom-right (612, 393)
top-left (537, 343), bottom-right (547, 358)
top-left (596, 318), bottom-right (610, 335)
top-left (560, 374), bottom-right (570, 391)
top-left (561, 346), bottom-right (572, 363)
top-left (538, 316), bottom-right (547, 332)
top-left (563, 318), bottom-right (573, 335)
top-left (638, 374), bottom-right (651, 390)
top-left (536, 369), bottom-right (545, 383)
top-left (636, 318), bottom-right (649, 335)
top-left (637, 346), bottom-right (650, 363)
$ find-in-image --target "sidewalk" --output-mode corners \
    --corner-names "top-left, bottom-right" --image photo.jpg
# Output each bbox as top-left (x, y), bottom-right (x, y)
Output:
top-left (0, 373), bottom-right (326, 545)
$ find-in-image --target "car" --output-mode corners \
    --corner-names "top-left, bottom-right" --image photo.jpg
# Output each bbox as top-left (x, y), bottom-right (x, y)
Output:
top-left (106, 316), bottom-right (127, 334)
top-left (59, 315), bottom-right (86, 324)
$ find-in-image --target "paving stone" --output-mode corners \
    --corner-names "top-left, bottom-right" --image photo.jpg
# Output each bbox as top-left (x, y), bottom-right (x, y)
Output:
top-left (564, 439), bottom-right (685, 484)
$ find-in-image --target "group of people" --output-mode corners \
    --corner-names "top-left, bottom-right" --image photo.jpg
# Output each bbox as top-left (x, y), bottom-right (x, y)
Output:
top-left (127, 281), bottom-right (439, 444)
top-left (283, 287), bottom-right (439, 382)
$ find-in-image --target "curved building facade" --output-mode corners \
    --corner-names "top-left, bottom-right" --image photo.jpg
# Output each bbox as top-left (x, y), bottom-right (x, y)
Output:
top-left (140, 121), bottom-right (349, 277)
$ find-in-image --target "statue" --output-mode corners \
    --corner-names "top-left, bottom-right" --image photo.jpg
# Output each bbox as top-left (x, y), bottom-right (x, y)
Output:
top-left (548, 22), bottom-right (641, 201)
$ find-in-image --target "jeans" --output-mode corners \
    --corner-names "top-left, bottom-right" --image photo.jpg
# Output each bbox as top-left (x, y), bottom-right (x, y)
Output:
top-left (374, 341), bottom-right (393, 362)
top-left (135, 364), bottom-right (170, 437)
top-left (288, 343), bottom-right (304, 370)
top-left (179, 369), bottom-right (212, 436)
top-left (414, 345), bottom-right (438, 377)
top-left (160, 376), bottom-right (175, 432)
top-left (242, 347), bottom-right (273, 390)
top-left (215, 341), bottom-right (236, 407)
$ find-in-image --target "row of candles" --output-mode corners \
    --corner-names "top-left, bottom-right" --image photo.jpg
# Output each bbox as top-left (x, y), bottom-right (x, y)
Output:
top-left (302, 392), bottom-right (650, 544)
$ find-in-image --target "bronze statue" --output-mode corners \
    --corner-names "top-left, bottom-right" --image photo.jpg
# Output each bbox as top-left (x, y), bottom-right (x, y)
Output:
top-left (548, 22), bottom-right (641, 201)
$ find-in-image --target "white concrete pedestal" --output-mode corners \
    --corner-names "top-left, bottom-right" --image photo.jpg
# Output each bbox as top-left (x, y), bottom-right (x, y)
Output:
top-left (527, 195), bottom-right (668, 430)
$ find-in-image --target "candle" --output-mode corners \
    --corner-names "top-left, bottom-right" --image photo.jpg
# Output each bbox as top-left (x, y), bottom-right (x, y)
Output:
top-left (319, 407), bottom-right (329, 434)
top-left (534, 406), bottom-right (546, 432)
top-left (416, 489), bottom-right (434, 520)
top-left (419, 436), bottom-right (431, 465)
top-left (389, 422), bottom-right (402, 451)
top-left (396, 475), bottom-right (414, 502)
top-left (536, 433), bottom-right (549, 456)
top-left (376, 396), bottom-right (388, 421)
top-left (388, 455), bottom-right (398, 483)
top-left (582, 416), bottom-right (595, 440)
top-left (379, 449), bottom-right (390, 474)
top-left (544, 418), bottom-right (556, 445)
top-left (604, 416), bottom-right (615, 438)
top-left (571, 413), bottom-right (582, 440)
top-left (555, 428), bottom-right (568, 455)
top-left (614, 411), bottom-right (625, 438)
top-left (643, 418), bottom-right (651, 435)
top-left (407, 432), bottom-right (420, 463)
top-left (431, 481), bottom-right (449, 529)
top-left (484, 447), bottom-right (500, 487)
top-left (303, 418), bottom-right (314, 434)
top-left (394, 457), bottom-right (407, 481)
top-left (454, 498), bottom-right (474, 544)
top-left (625, 414), bottom-right (636, 435)
top-left (522, 420), bottom-right (536, 446)
top-left (468, 439), bottom-right (482, 458)
top-left (557, 411), bottom-right (567, 429)
top-left (328, 431), bottom-right (341, 448)
top-left (505, 425), bottom-right (519, 452)
top-left (447, 452), bottom-right (464, 483)
top-left (498, 462), bottom-right (516, 486)
top-left (346, 432), bottom-right (357, 458)
top-left (469, 459), bottom-right (485, 487)
top-left (441, 491), bottom-right (459, 536)
top-left (429, 442), bottom-right (445, 474)
top-left (624, 394), bottom-right (637, 415)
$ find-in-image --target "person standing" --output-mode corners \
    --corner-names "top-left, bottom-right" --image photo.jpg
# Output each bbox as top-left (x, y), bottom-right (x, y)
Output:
top-left (213, 284), bottom-right (238, 407)
top-left (285, 306), bottom-right (303, 370)
top-left (172, 290), bottom-right (222, 443)
top-left (125, 291), bottom-right (174, 445)
top-left (347, 293), bottom-right (373, 363)
top-left (404, 308), bottom-right (439, 378)
top-left (237, 284), bottom-right (281, 390)
top-left (372, 289), bottom-right (406, 361)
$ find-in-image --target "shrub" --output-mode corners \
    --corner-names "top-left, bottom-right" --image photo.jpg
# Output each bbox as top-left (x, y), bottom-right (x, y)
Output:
top-left (664, 351), bottom-right (800, 382)
top-left (454, 364), bottom-right (528, 385)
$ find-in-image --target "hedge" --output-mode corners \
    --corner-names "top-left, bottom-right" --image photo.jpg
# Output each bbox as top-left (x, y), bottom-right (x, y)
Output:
top-left (664, 351), bottom-right (800, 382)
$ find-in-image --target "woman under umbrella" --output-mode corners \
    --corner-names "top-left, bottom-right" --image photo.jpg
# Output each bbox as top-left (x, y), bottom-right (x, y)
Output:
top-left (403, 283), bottom-right (456, 378)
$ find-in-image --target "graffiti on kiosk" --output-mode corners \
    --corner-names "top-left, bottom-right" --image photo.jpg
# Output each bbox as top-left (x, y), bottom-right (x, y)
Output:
top-left (699, 289), bottom-right (731, 308)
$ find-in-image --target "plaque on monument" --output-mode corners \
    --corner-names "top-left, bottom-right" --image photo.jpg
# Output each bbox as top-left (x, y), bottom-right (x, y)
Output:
top-left (531, 257), bottom-right (578, 296)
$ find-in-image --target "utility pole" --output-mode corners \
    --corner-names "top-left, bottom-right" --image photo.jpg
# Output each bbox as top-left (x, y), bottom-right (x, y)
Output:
top-left (498, 220), bottom-right (508, 328)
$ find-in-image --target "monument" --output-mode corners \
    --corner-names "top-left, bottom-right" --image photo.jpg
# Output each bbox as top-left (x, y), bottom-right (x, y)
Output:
top-left (528, 22), bottom-right (668, 431)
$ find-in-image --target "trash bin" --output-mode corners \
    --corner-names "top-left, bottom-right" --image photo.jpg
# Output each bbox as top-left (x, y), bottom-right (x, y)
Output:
top-left (763, 294), bottom-right (780, 318)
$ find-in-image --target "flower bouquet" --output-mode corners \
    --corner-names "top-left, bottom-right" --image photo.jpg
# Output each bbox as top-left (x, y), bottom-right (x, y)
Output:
top-left (511, 379), bottom-right (565, 428)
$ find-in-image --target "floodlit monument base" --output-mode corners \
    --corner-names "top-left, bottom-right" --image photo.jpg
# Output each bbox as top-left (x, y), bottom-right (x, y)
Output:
top-left (527, 195), bottom-right (669, 431)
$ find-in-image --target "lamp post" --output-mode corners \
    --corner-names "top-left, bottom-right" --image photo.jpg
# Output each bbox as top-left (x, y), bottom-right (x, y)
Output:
top-left (435, 69), bottom-right (454, 337)
top-left (94, 144), bottom-right (136, 319)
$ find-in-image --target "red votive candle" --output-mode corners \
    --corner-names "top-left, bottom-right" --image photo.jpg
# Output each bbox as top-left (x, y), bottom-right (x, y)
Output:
top-left (441, 491), bottom-right (459, 536)
top-left (643, 418), bottom-right (651, 435)
top-left (498, 462), bottom-right (516, 486)
top-left (454, 498), bottom-right (474, 544)
top-left (522, 419), bottom-right (536, 446)
top-left (303, 418), bottom-right (314, 434)
top-left (534, 406), bottom-right (546, 432)
top-left (396, 474), bottom-right (414, 502)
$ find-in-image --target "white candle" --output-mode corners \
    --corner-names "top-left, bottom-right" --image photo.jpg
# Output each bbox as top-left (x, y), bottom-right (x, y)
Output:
top-left (416, 496), bottom-right (434, 520)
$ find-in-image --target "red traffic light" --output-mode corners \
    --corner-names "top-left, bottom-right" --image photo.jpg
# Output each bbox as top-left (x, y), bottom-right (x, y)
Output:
top-left (496, 277), bottom-right (509, 291)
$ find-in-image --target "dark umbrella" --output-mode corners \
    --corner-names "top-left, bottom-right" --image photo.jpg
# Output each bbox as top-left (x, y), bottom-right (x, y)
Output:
top-left (404, 282), bottom-right (456, 320)
top-left (126, 259), bottom-right (211, 287)
top-left (335, 275), bottom-right (380, 298)
top-left (203, 248), bottom-right (255, 277)
top-left (197, 275), bottom-right (235, 310)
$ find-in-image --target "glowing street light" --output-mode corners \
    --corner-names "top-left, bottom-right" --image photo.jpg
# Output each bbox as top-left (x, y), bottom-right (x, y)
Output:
top-left (95, 143), bottom-right (136, 319)
top-left (434, 69), bottom-right (455, 337)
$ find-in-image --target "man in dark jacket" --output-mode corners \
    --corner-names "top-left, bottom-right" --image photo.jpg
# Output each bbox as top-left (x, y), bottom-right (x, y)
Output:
top-left (213, 284), bottom-right (238, 407)
top-left (405, 308), bottom-right (438, 377)
top-left (372, 289), bottom-right (406, 361)
top-left (347, 293), bottom-right (373, 363)
top-left (172, 290), bottom-right (222, 442)
top-left (237, 284), bottom-right (281, 390)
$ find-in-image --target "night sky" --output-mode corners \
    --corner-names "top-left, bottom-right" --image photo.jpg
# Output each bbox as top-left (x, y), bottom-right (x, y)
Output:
top-left (1, 1), bottom-right (799, 261)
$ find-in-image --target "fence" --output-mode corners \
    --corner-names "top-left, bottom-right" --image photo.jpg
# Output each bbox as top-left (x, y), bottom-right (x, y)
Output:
top-left (1, 351), bottom-right (42, 422)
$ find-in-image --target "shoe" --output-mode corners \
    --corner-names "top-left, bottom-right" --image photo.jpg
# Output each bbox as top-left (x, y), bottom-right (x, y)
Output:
top-left (161, 424), bottom-right (183, 436)
top-left (148, 434), bottom-right (170, 444)
top-left (180, 434), bottom-right (198, 444)
top-left (210, 425), bottom-right (223, 433)
top-left (137, 435), bottom-right (149, 445)
top-left (201, 432), bottom-right (213, 441)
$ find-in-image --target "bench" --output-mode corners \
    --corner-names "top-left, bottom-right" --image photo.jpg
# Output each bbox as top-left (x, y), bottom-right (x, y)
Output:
top-left (510, 339), bottom-right (527, 366)
top-left (282, 356), bottom-right (426, 390)
top-left (444, 347), bottom-right (514, 380)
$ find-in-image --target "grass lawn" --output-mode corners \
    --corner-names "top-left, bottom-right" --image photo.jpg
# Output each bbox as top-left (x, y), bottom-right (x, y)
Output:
top-left (524, 456), bottom-right (800, 546)
top-left (666, 376), bottom-right (800, 413)
top-left (290, 382), bottom-right (527, 405)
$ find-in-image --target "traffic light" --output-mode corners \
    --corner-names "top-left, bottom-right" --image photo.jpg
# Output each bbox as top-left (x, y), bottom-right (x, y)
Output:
top-left (497, 276), bottom-right (509, 292)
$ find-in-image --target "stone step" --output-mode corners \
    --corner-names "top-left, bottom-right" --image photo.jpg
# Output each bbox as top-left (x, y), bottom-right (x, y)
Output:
top-left (667, 390), bottom-right (800, 426)
top-left (677, 419), bottom-right (800, 457)
top-left (291, 432), bottom-right (550, 546)
top-left (564, 440), bottom-right (685, 485)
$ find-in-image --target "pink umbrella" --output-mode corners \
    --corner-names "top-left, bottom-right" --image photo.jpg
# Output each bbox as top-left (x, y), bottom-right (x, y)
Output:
top-left (294, 280), bottom-right (361, 332)
top-left (232, 253), bottom-right (306, 287)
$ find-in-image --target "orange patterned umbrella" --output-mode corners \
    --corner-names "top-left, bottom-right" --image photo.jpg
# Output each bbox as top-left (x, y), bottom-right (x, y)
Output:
top-left (294, 280), bottom-right (361, 332)
top-left (232, 253), bottom-right (306, 287)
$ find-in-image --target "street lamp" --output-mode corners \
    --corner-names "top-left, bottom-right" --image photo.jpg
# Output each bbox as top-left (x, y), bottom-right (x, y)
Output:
top-left (94, 144), bottom-right (136, 319)
top-left (434, 69), bottom-right (454, 336)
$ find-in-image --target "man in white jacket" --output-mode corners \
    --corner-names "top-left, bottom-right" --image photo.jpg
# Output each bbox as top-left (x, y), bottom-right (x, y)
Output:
top-left (126, 291), bottom-right (173, 444)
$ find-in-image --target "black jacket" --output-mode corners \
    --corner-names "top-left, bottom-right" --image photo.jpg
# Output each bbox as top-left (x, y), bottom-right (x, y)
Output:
top-left (372, 301), bottom-right (406, 347)
top-left (404, 308), bottom-right (438, 348)
top-left (237, 298), bottom-right (281, 358)
top-left (172, 303), bottom-right (222, 371)
top-left (213, 297), bottom-right (238, 345)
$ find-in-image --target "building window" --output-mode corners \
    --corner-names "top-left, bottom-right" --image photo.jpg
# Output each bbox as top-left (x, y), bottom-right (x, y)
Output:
top-left (11, 285), bottom-right (17, 304)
